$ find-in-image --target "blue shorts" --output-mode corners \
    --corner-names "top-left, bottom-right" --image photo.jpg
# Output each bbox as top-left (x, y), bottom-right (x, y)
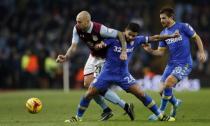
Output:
top-left (161, 63), bottom-right (192, 82)
top-left (91, 73), bottom-right (136, 92)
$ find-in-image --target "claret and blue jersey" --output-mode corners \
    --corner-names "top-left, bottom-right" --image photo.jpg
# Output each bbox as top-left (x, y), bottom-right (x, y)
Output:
top-left (92, 36), bottom-right (148, 91)
top-left (159, 22), bottom-right (196, 81)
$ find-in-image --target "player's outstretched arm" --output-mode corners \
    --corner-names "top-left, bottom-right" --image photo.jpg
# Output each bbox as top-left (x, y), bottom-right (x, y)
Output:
top-left (142, 44), bottom-right (166, 56)
top-left (56, 26), bottom-right (79, 63)
top-left (148, 31), bottom-right (180, 42)
top-left (192, 34), bottom-right (207, 63)
top-left (56, 43), bottom-right (78, 63)
top-left (117, 31), bottom-right (127, 60)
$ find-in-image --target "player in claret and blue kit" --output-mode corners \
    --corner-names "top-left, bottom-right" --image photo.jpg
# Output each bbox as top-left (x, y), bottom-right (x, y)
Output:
top-left (143, 7), bottom-right (207, 121)
top-left (66, 23), bottom-right (179, 122)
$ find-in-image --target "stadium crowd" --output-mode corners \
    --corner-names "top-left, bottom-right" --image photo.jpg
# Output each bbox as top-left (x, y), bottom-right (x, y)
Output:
top-left (0, 0), bottom-right (209, 89)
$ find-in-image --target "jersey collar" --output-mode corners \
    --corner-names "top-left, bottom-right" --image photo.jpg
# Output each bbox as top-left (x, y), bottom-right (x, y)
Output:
top-left (167, 22), bottom-right (176, 29)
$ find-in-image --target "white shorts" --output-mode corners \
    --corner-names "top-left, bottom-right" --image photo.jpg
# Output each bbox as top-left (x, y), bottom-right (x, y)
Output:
top-left (84, 54), bottom-right (105, 77)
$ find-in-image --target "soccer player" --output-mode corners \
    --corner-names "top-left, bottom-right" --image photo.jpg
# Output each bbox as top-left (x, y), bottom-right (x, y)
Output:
top-left (143, 7), bottom-right (207, 120)
top-left (66, 23), bottom-right (179, 122)
top-left (56, 11), bottom-right (132, 121)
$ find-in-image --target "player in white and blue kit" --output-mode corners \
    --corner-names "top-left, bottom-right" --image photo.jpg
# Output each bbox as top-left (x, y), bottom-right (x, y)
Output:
top-left (144, 7), bottom-right (207, 121)
top-left (66, 23), bottom-right (179, 122)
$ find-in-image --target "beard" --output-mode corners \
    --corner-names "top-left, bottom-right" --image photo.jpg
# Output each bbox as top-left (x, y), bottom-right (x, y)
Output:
top-left (161, 22), bottom-right (167, 28)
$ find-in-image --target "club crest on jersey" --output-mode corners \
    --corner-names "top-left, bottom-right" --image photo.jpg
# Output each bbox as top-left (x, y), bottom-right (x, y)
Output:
top-left (80, 34), bottom-right (85, 38)
top-left (92, 35), bottom-right (98, 41)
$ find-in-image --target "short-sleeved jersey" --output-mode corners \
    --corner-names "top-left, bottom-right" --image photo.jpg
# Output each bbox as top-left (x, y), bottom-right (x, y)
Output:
top-left (159, 22), bottom-right (196, 65)
top-left (72, 22), bottom-right (118, 58)
top-left (101, 36), bottom-right (148, 78)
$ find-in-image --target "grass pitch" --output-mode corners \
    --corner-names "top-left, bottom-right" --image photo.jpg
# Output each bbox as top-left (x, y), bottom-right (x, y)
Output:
top-left (0, 89), bottom-right (210, 126)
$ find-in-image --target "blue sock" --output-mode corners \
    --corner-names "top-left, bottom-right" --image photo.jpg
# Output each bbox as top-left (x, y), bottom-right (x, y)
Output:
top-left (142, 94), bottom-right (161, 117)
top-left (169, 95), bottom-right (177, 106)
top-left (77, 96), bottom-right (91, 118)
top-left (93, 95), bottom-right (108, 110)
top-left (104, 89), bottom-right (126, 108)
top-left (160, 88), bottom-right (172, 112)
top-left (160, 99), bottom-right (168, 112)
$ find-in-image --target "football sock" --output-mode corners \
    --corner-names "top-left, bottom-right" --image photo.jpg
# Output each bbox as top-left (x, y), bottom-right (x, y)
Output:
top-left (77, 96), bottom-right (91, 118)
top-left (169, 95), bottom-right (178, 106)
top-left (160, 87), bottom-right (172, 112)
top-left (104, 89), bottom-right (126, 108)
top-left (141, 94), bottom-right (161, 117)
top-left (93, 95), bottom-right (109, 110)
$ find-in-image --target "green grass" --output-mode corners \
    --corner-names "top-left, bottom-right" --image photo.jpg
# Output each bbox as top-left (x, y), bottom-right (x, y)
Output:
top-left (0, 89), bottom-right (210, 126)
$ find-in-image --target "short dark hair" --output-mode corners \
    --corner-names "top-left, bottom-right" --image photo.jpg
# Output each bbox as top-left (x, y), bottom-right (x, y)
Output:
top-left (160, 7), bottom-right (175, 19)
top-left (126, 23), bottom-right (140, 33)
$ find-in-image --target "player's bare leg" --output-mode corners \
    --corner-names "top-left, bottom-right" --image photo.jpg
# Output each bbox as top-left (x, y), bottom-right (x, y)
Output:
top-left (128, 84), bottom-right (175, 121)
top-left (84, 74), bottom-right (94, 88)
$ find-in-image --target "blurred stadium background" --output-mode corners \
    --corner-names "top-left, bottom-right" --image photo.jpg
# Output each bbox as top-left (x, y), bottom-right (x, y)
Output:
top-left (0, 0), bottom-right (210, 90)
top-left (0, 0), bottom-right (210, 125)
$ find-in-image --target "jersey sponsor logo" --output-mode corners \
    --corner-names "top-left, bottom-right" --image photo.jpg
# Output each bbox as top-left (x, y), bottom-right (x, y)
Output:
top-left (113, 46), bottom-right (134, 53)
top-left (165, 36), bottom-right (183, 44)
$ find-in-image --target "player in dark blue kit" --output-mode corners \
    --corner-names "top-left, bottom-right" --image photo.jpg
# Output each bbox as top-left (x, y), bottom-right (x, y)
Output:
top-left (65, 23), bottom-right (179, 122)
top-left (143, 7), bottom-right (207, 121)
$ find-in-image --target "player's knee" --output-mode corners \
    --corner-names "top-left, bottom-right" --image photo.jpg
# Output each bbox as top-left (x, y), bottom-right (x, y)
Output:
top-left (84, 75), bottom-right (94, 88)
top-left (84, 81), bottom-right (90, 88)
top-left (85, 88), bottom-right (97, 99)
top-left (139, 91), bottom-right (145, 98)
top-left (129, 87), bottom-right (145, 98)
top-left (165, 75), bottom-right (178, 88)
top-left (136, 92), bottom-right (146, 101)
top-left (159, 82), bottom-right (164, 94)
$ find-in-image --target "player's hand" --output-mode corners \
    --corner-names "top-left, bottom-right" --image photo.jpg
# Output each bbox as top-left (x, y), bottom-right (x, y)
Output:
top-left (197, 51), bottom-right (207, 63)
top-left (142, 44), bottom-right (152, 53)
top-left (120, 51), bottom-right (127, 60)
top-left (56, 54), bottom-right (68, 63)
top-left (94, 41), bottom-right (107, 50)
top-left (171, 30), bottom-right (180, 38)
